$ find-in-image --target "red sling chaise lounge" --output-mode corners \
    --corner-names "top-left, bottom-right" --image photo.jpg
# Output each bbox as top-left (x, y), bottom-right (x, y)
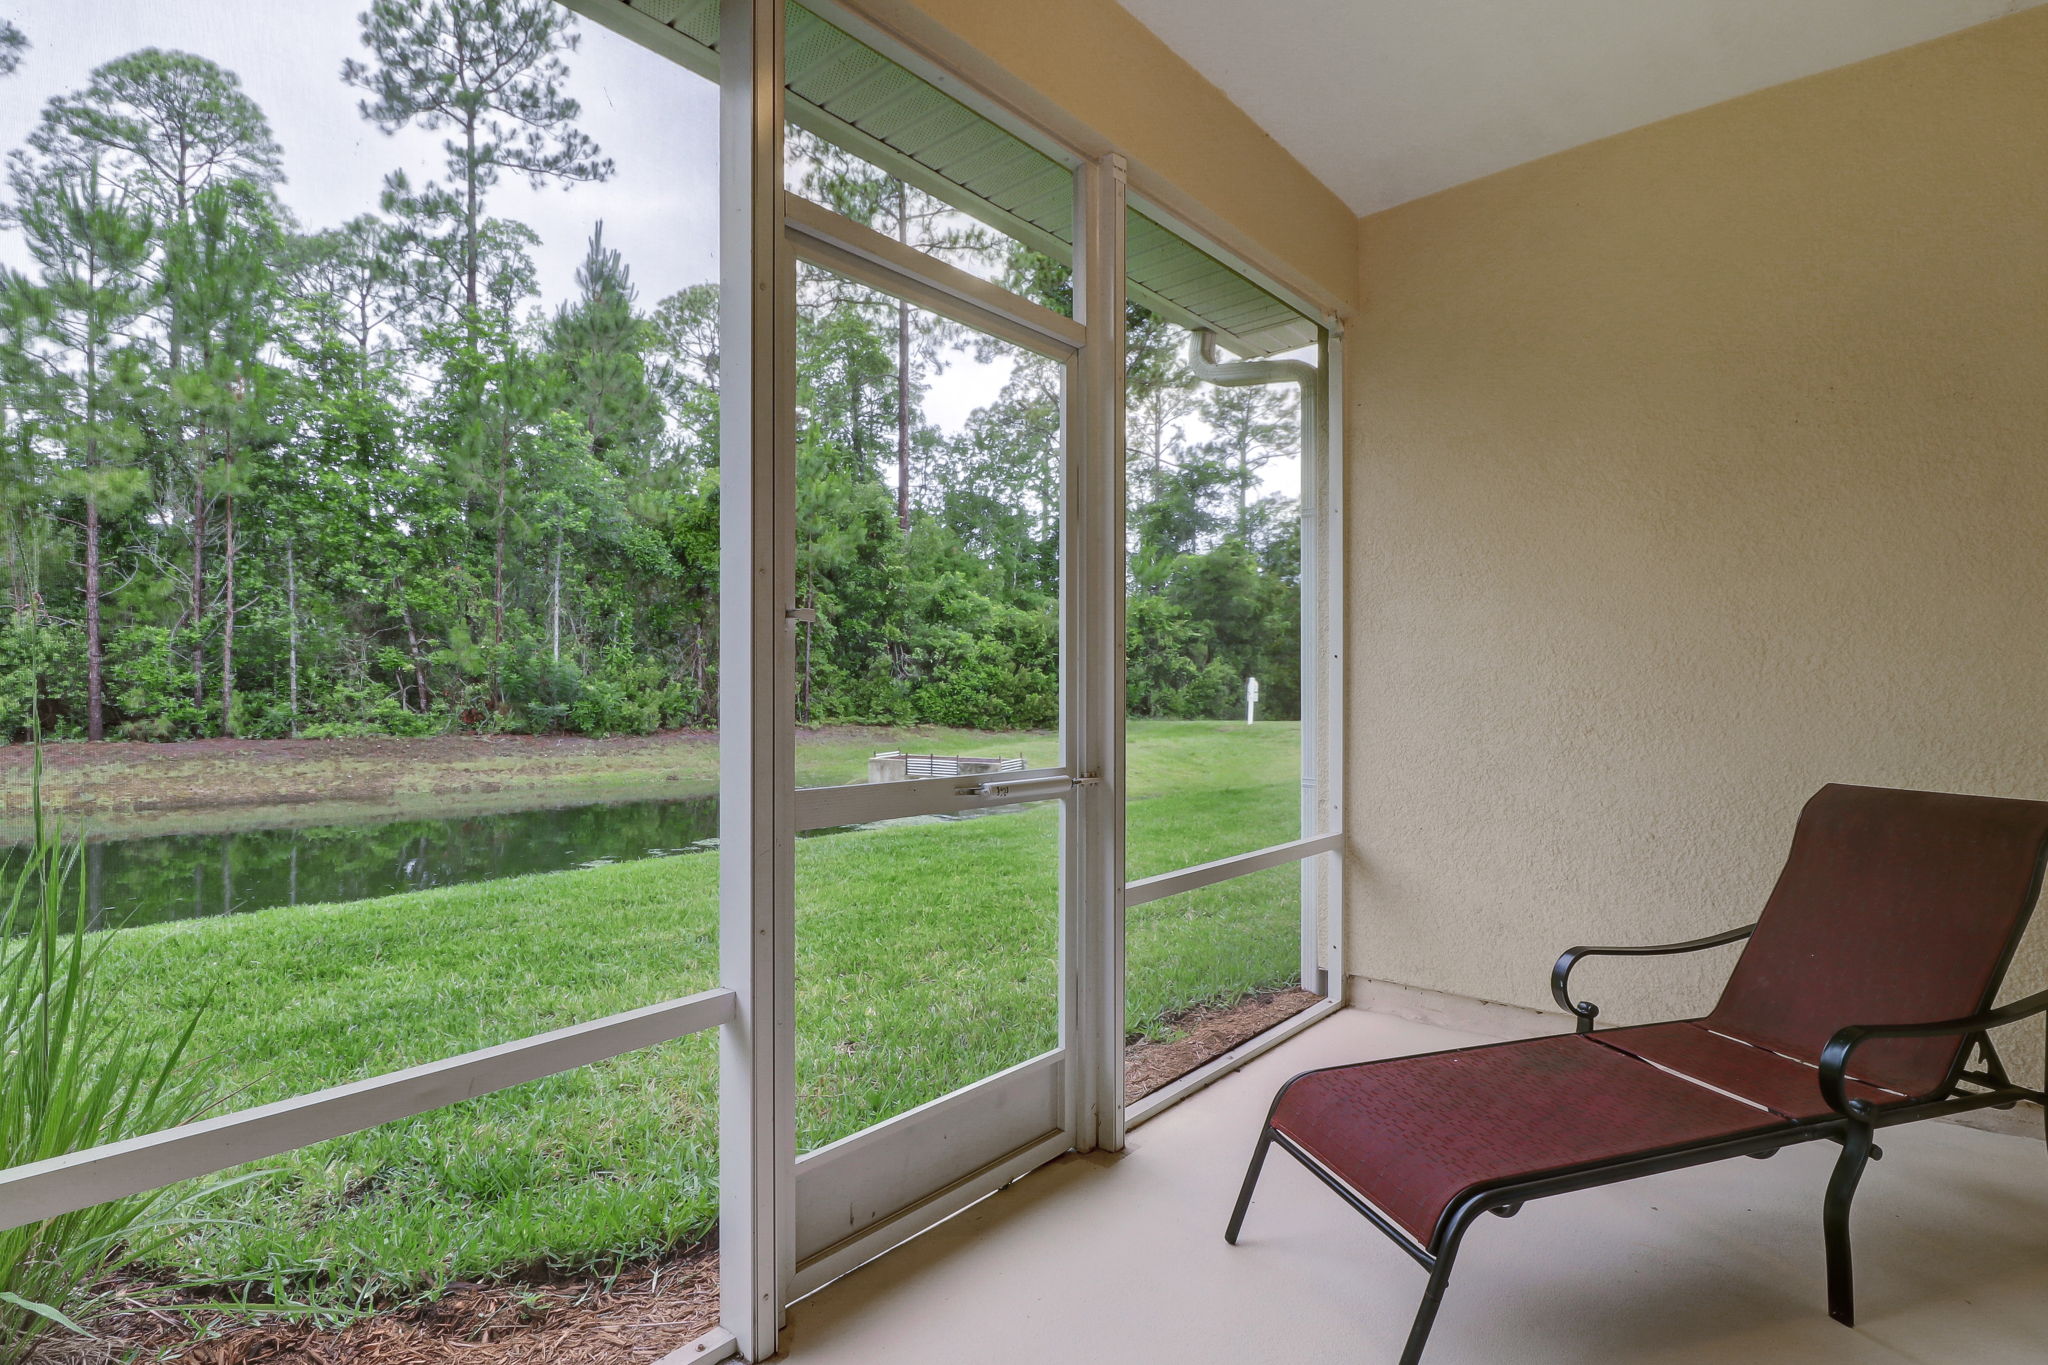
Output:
top-left (1224, 783), bottom-right (2048, 1364)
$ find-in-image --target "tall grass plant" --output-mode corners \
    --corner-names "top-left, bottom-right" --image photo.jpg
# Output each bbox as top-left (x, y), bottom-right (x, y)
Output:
top-left (0, 754), bottom-right (219, 1363)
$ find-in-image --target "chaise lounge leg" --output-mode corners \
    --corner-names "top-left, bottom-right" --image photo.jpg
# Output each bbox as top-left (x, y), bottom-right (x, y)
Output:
top-left (1824, 1121), bottom-right (1876, 1326)
top-left (1225, 1126), bottom-right (1275, 1245)
top-left (1398, 1245), bottom-right (1460, 1365)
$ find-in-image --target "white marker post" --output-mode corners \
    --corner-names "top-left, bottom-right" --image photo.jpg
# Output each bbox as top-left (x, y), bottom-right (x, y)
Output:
top-left (1246, 676), bottom-right (1259, 725)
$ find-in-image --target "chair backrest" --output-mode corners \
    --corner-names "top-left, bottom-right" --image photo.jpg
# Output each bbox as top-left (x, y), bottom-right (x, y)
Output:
top-left (1706, 782), bottom-right (2048, 1098)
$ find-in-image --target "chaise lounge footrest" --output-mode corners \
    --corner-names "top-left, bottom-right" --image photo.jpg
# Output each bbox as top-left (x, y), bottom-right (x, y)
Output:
top-left (1269, 1033), bottom-right (1788, 1249)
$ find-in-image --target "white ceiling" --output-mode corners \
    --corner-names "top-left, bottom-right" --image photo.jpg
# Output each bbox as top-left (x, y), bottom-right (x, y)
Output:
top-left (1116, 0), bottom-right (2041, 215)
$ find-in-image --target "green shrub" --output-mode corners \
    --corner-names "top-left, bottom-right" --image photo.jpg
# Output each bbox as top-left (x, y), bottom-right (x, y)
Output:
top-left (294, 680), bottom-right (449, 738)
top-left (567, 648), bottom-right (684, 737)
top-left (498, 648), bottom-right (583, 733)
top-left (912, 633), bottom-right (1056, 730)
top-left (0, 617), bottom-right (85, 743)
top-left (107, 626), bottom-right (212, 741)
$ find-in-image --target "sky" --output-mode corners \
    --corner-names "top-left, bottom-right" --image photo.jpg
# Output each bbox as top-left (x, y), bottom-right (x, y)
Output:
top-left (0, 0), bottom-right (1301, 470)
top-left (0, 0), bottom-right (717, 306)
top-left (0, 0), bottom-right (1014, 433)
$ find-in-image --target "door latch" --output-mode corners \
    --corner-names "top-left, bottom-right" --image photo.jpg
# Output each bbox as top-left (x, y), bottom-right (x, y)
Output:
top-left (959, 773), bottom-right (1094, 799)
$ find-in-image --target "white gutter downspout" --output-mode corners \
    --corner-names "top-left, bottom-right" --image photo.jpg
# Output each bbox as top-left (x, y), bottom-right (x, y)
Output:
top-left (1186, 330), bottom-right (1322, 483)
top-left (1187, 327), bottom-right (1327, 540)
top-left (1185, 330), bottom-right (1333, 997)
top-left (1188, 330), bottom-right (1317, 390)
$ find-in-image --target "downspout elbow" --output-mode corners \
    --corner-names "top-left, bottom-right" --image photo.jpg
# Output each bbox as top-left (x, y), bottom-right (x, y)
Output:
top-left (1187, 330), bottom-right (1317, 390)
top-left (1186, 331), bottom-right (1323, 474)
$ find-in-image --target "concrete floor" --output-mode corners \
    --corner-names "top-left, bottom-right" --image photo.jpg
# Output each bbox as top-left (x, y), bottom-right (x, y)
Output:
top-left (780, 1008), bottom-right (2048, 1364)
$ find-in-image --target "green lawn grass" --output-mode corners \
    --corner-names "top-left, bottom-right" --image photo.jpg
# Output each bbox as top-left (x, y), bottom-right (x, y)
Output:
top-left (92, 720), bottom-right (1302, 1311)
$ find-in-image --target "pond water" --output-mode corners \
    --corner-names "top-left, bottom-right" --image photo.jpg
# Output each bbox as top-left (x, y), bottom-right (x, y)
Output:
top-left (54, 791), bottom-right (723, 931)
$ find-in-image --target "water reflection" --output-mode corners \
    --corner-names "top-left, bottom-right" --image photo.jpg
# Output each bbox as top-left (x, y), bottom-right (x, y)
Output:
top-left (32, 792), bottom-right (1034, 930)
top-left (56, 791), bottom-right (721, 930)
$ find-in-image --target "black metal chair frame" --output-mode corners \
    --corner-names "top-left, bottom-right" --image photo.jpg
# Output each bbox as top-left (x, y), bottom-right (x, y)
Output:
top-left (1224, 925), bottom-right (2048, 1365)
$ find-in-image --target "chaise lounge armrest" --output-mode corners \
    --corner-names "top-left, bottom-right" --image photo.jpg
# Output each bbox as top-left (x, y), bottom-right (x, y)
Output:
top-left (1550, 923), bottom-right (1756, 1033)
top-left (1818, 987), bottom-right (2048, 1118)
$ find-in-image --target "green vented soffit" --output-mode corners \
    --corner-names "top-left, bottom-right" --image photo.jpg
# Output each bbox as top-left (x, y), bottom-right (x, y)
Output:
top-left (581, 0), bottom-right (1318, 357)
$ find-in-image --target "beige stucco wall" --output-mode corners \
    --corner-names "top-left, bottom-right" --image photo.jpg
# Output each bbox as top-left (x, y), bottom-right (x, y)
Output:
top-left (848, 0), bottom-right (1359, 316)
top-left (1346, 6), bottom-right (2048, 1092)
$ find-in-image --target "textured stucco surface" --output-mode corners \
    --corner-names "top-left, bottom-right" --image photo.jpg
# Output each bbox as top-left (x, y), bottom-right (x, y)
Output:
top-left (1345, 7), bottom-right (2048, 1095)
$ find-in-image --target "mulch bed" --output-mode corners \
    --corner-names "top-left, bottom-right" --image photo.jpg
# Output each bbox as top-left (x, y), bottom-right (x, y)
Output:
top-left (1123, 987), bottom-right (1323, 1103)
top-left (38, 1247), bottom-right (719, 1365)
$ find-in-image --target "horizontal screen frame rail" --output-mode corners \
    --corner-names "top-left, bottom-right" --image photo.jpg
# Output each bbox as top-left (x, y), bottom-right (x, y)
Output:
top-left (1124, 832), bottom-right (1342, 907)
top-left (653, 1326), bottom-right (739, 1365)
top-left (789, 1128), bottom-right (1070, 1301)
top-left (784, 192), bottom-right (1086, 358)
top-left (0, 986), bottom-right (737, 1230)
top-left (796, 766), bottom-right (1074, 830)
top-left (796, 1049), bottom-right (1063, 1179)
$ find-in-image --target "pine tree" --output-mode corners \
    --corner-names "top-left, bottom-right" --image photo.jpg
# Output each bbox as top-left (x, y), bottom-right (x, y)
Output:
top-left (790, 129), bottom-right (995, 536)
top-left (161, 180), bottom-right (286, 733)
top-left (28, 48), bottom-right (282, 226)
top-left (1198, 380), bottom-right (1295, 539)
top-left (650, 282), bottom-right (719, 468)
top-left (345, 0), bottom-right (611, 327)
top-left (0, 156), bottom-right (156, 739)
top-left (287, 215), bottom-right (410, 368)
top-left (27, 49), bottom-right (283, 712)
top-left (549, 222), bottom-right (660, 469)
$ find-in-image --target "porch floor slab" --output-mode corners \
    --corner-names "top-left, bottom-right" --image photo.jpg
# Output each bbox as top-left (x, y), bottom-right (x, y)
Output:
top-left (777, 1006), bottom-right (2048, 1363)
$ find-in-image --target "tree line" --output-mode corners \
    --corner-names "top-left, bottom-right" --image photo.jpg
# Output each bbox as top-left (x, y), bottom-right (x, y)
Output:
top-left (0, 0), bottom-right (1303, 744)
